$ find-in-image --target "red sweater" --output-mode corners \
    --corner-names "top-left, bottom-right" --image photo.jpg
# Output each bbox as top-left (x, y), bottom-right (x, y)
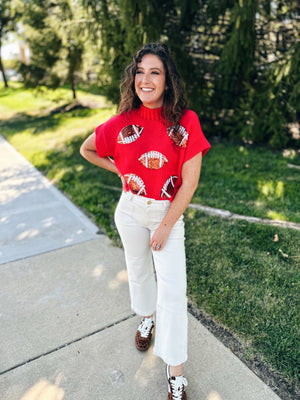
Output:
top-left (95, 105), bottom-right (210, 201)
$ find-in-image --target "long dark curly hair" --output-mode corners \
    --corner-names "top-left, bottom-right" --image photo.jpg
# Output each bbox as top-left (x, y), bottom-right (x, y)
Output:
top-left (118, 43), bottom-right (187, 127)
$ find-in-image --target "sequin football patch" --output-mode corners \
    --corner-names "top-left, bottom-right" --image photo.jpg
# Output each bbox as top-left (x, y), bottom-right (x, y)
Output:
top-left (138, 151), bottom-right (168, 169)
top-left (167, 125), bottom-right (189, 147)
top-left (124, 174), bottom-right (147, 196)
top-left (117, 125), bottom-right (144, 144)
top-left (161, 176), bottom-right (178, 198)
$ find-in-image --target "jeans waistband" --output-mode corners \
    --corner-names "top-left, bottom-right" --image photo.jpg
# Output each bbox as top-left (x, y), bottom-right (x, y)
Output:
top-left (121, 190), bottom-right (170, 209)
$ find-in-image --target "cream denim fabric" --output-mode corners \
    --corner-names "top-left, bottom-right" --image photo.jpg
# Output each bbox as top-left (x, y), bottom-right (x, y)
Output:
top-left (114, 191), bottom-right (188, 366)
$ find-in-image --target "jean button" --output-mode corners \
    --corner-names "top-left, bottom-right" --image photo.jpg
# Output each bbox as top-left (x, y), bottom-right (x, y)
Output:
top-left (147, 200), bottom-right (152, 205)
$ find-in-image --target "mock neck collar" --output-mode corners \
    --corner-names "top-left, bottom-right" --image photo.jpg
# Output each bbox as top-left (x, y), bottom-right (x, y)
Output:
top-left (137, 104), bottom-right (163, 120)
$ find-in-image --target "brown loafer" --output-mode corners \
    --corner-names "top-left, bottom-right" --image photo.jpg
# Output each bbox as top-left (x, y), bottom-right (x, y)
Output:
top-left (135, 317), bottom-right (155, 351)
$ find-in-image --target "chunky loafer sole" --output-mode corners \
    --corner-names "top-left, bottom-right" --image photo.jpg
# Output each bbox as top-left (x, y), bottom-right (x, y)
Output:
top-left (135, 326), bottom-right (154, 351)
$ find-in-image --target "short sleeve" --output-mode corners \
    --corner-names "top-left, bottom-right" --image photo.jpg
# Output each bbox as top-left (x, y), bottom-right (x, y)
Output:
top-left (95, 123), bottom-right (109, 158)
top-left (183, 110), bottom-right (211, 162)
top-left (94, 115), bottom-right (119, 158)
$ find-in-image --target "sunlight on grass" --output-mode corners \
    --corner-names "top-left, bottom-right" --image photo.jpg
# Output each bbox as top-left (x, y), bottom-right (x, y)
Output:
top-left (275, 181), bottom-right (284, 198)
top-left (0, 81), bottom-right (113, 119)
top-left (0, 83), bottom-right (69, 115)
top-left (2, 109), bottom-right (115, 163)
top-left (239, 145), bottom-right (249, 155)
top-left (198, 142), bottom-right (300, 223)
top-left (267, 210), bottom-right (287, 221)
top-left (50, 167), bottom-right (73, 184)
top-left (76, 165), bottom-right (84, 172)
top-left (258, 180), bottom-right (284, 199)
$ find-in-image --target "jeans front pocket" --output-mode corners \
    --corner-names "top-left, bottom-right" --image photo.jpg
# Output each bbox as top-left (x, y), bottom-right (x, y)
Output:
top-left (114, 192), bottom-right (135, 226)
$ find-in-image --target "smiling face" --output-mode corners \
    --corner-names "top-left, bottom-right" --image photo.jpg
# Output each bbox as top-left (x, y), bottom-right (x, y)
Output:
top-left (134, 54), bottom-right (167, 109)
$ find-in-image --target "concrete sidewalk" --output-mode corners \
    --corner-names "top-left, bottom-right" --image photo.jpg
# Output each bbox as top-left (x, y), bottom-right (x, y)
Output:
top-left (0, 136), bottom-right (282, 400)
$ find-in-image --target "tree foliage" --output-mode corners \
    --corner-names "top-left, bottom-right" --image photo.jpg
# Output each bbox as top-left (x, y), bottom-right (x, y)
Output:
top-left (20, 0), bottom-right (90, 99)
top-left (83, 0), bottom-right (179, 101)
top-left (188, 0), bottom-right (299, 148)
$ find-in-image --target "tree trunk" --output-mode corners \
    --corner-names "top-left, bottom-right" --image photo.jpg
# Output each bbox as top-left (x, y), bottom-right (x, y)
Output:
top-left (71, 73), bottom-right (76, 99)
top-left (0, 45), bottom-right (8, 88)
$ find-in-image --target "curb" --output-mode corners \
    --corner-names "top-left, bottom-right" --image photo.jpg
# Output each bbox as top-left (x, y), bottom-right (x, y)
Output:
top-left (188, 204), bottom-right (300, 231)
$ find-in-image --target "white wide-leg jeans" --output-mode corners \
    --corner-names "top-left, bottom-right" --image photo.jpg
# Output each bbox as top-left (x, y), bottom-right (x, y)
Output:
top-left (114, 191), bottom-right (188, 366)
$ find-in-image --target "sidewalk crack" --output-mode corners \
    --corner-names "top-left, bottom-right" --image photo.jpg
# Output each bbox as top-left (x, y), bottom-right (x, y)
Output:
top-left (0, 313), bottom-right (136, 376)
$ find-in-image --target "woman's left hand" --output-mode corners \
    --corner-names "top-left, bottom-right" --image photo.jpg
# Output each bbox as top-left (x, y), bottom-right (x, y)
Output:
top-left (150, 224), bottom-right (172, 251)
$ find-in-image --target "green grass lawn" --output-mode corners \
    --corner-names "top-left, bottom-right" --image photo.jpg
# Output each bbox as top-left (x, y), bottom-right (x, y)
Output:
top-left (185, 209), bottom-right (299, 385)
top-left (196, 142), bottom-right (300, 223)
top-left (1, 83), bottom-right (299, 392)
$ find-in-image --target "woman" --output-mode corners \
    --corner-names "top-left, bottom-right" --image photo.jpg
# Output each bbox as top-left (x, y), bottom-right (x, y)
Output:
top-left (80, 43), bottom-right (210, 400)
